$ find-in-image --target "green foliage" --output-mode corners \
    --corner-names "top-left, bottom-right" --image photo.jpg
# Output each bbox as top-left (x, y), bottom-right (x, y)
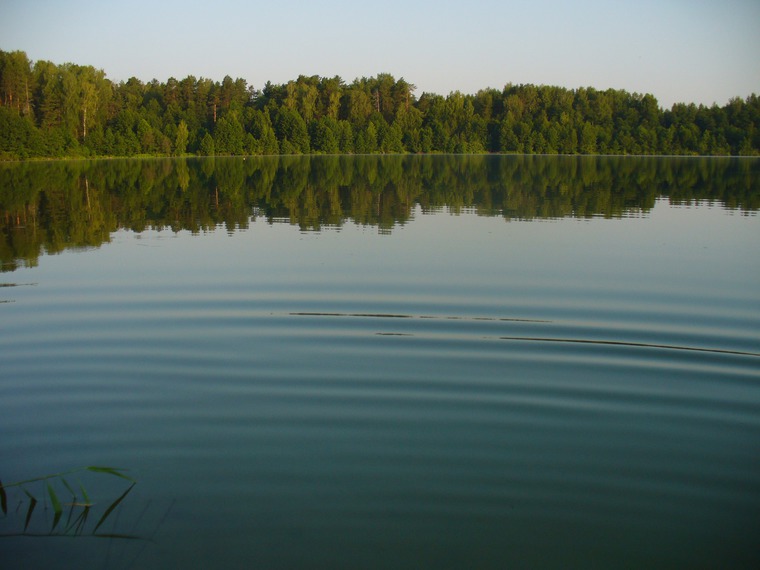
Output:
top-left (309, 117), bottom-right (339, 154)
top-left (174, 120), bottom-right (189, 155)
top-left (0, 107), bottom-right (44, 158)
top-left (199, 132), bottom-right (215, 156)
top-left (275, 107), bottom-right (310, 154)
top-left (214, 113), bottom-right (245, 155)
top-left (1, 156), bottom-right (757, 270)
top-left (1, 49), bottom-right (759, 159)
top-left (0, 466), bottom-right (139, 539)
top-left (246, 109), bottom-right (279, 155)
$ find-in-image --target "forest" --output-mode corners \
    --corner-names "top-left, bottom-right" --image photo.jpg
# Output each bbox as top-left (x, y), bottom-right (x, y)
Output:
top-left (1, 49), bottom-right (759, 159)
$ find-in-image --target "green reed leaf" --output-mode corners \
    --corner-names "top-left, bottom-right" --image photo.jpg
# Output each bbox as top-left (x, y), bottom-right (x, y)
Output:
top-left (79, 483), bottom-right (91, 505)
top-left (93, 483), bottom-right (135, 534)
top-left (0, 480), bottom-right (6, 515)
top-left (23, 496), bottom-right (37, 532)
top-left (47, 483), bottom-right (62, 531)
top-left (86, 466), bottom-right (135, 482)
top-left (92, 532), bottom-right (145, 540)
top-left (0, 465), bottom-right (135, 489)
top-left (64, 504), bottom-right (91, 535)
top-left (65, 500), bottom-right (75, 529)
top-left (60, 477), bottom-right (76, 499)
top-left (77, 505), bottom-right (91, 534)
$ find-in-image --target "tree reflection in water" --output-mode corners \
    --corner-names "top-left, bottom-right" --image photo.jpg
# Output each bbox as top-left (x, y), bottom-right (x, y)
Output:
top-left (1, 155), bottom-right (758, 271)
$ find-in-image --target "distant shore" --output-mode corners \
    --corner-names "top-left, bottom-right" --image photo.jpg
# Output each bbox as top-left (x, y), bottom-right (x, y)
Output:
top-left (1, 50), bottom-right (758, 160)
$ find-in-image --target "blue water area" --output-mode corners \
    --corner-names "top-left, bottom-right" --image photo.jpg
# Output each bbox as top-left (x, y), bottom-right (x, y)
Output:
top-left (1, 156), bottom-right (759, 569)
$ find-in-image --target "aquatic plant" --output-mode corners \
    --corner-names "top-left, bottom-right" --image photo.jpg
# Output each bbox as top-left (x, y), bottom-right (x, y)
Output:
top-left (0, 466), bottom-right (141, 539)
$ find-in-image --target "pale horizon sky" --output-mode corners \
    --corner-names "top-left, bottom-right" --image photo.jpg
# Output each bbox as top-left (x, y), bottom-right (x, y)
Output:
top-left (1, 0), bottom-right (758, 109)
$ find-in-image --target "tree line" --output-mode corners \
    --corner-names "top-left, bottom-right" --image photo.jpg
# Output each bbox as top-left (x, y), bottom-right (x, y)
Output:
top-left (3, 155), bottom-right (757, 270)
top-left (1, 49), bottom-right (759, 160)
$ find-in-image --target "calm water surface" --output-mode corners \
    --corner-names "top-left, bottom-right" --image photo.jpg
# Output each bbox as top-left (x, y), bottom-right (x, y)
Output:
top-left (1, 156), bottom-right (759, 568)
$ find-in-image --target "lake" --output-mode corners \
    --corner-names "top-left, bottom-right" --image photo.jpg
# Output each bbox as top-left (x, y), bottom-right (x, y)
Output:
top-left (1, 155), bottom-right (759, 569)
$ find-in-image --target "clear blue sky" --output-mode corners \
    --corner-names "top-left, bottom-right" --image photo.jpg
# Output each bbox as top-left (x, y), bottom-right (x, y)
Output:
top-left (1, 0), bottom-right (758, 109)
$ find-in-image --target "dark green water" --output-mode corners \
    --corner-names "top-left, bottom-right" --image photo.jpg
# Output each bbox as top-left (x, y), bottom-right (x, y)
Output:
top-left (1, 156), bottom-right (759, 568)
